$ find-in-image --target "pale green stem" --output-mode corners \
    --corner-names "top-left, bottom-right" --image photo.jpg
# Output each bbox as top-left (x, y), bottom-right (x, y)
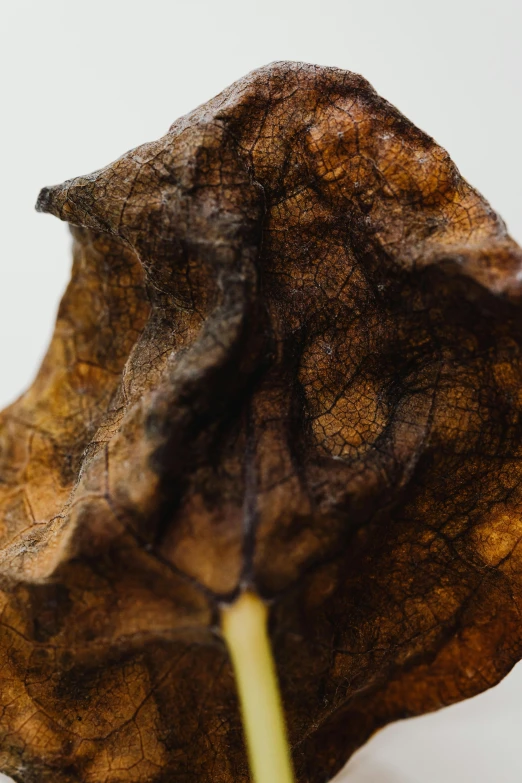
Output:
top-left (221, 592), bottom-right (296, 783)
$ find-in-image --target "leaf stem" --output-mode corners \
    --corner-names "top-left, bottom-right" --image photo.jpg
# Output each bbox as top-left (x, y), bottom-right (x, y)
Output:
top-left (221, 592), bottom-right (296, 783)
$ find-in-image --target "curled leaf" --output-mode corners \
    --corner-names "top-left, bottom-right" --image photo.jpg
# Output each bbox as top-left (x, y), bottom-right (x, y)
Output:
top-left (0, 61), bottom-right (521, 781)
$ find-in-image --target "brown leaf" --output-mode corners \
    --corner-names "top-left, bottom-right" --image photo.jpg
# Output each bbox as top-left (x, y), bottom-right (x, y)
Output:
top-left (1, 61), bottom-right (522, 782)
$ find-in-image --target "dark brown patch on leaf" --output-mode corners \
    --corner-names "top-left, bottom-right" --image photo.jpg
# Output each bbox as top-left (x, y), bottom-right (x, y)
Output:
top-left (0, 61), bottom-right (521, 781)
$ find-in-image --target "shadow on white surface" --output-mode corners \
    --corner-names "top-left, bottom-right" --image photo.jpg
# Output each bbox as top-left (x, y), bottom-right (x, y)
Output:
top-left (339, 757), bottom-right (415, 783)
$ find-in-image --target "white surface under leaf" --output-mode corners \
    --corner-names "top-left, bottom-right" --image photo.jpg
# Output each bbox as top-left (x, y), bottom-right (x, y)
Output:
top-left (338, 661), bottom-right (522, 782)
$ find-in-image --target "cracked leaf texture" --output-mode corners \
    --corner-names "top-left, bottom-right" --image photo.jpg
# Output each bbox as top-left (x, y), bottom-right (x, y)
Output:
top-left (0, 62), bottom-right (522, 781)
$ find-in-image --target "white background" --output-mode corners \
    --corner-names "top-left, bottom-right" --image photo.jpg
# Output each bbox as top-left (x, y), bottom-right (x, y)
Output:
top-left (1, 1), bottom-right (521, 781)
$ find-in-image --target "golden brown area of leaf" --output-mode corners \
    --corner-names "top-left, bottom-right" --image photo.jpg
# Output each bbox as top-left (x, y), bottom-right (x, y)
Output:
top-left (0, 61), bottom-right (522, 781)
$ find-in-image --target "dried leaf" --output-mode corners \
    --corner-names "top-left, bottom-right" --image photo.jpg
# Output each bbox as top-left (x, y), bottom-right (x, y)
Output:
top-left (1, 61), bottom-right (522, 782)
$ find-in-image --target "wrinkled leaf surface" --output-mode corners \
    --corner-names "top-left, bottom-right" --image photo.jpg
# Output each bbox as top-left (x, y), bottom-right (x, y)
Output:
top-left (1, 62), bottom-right (522, 782)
